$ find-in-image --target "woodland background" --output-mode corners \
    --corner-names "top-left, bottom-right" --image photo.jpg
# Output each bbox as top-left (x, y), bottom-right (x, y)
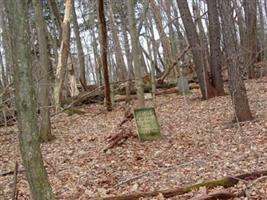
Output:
top-left (0, 0), bottom-right (267, 199)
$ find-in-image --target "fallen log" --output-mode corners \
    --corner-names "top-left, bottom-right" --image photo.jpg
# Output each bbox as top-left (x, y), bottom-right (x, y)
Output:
top-left (114, 88), bottom-right (179, 102)
top-left (189, 191), bottom-right (239, 200)
top-left (101, 170), bottom-right (267, 200)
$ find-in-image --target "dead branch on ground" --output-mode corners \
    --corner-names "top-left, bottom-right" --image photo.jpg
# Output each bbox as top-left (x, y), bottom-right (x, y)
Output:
top-left (189, 191), bottom-right (238, 200)
top-left (101, 170), bottom-right (267, 200)
top-left (103, 111), bottom-right (135, 152)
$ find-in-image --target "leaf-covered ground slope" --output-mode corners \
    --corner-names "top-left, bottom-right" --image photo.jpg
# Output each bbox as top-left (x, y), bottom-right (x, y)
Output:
top-left (1, 78), bottom-right (267, 199)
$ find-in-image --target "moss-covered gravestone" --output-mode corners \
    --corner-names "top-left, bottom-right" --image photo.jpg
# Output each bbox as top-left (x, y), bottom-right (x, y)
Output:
top-left (134, 107), bottom-right (161, 142)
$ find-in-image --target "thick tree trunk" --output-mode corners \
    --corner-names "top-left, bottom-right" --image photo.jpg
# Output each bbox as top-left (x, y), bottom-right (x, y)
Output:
top-left (7, 0), bottom-right (54, 199)
top-left (220, 1), bottom-right (253, 122)
top-left (54, 0), bottom-right (73, 111)
top-left (177, 0), bottom-right (217, 99)
top-left (207, 0), bottom-right (225, 95)
top-left (32, 0), bottom-right (54, 142)
top-left (127, 0), bottom-right (145, 108)
top-left (244, 0), bottom-right (257, 79)
top-left (98, 0), bottom-right (112, 111)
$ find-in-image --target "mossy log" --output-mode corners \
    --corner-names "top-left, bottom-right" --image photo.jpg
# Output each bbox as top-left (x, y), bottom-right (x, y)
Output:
top-left (64, 108), bottom-right (86, 116)
top-left (101, 170), bottom-right (267, 200)
top-left (189, 191), bottom-right (237, 200)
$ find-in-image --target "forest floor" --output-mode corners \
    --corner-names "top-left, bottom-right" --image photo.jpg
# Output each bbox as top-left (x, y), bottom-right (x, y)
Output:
top-left (1, 77), bottom-right (267, 200)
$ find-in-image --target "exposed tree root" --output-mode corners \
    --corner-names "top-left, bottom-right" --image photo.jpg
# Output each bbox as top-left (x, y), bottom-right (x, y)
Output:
top-left (101, 170), bottom-right (267, 200)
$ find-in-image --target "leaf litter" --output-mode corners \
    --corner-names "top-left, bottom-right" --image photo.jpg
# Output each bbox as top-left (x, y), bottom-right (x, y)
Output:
top-left (0, 77), bottom-right (267, 199)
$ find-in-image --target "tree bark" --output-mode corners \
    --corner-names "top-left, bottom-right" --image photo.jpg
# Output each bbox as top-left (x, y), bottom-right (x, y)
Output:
top-left (32, 0), bottom-right (54, 142)
top-left (72, 2), bottom-right (87, 89)
top-left (54, 0), bottom-right (73, 111)
top-left (108, 1), bottom-right (127, 81)
top-left (98, 0), bottom-right (112, 111)
top-left (243, 0), bottom-right (257, 79)
top-left (47, 0), bottom-right (62, 41)
top-left (150, 1), bottom-right (176, 82)
top-left (220, 0), bottom-right (253, 122)
top-left (176, 0), bottom-right (217, 99)
top-left (207, 0), bottom-right (225, 95)
top-left (127, 0), bottom-right (145, 108)
top-left (7, 0), bottom-right (54, 199)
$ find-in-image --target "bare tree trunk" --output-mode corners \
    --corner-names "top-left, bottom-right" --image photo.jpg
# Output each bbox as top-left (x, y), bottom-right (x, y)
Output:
top-left (90, 22), bottom-right (102, 86)
top-left (7, 0), bottom-right (54, 199)
top-left (193, 0), bottom-right (210, 73)
top-left (72, 2), bottom-right (87, 89)
top-left (207, 0), bottom-right (225, 95)
top-left (150, 0), bottom-right (176, 82)
top-left (177, 0), bottom-right (217, 99)
top-left (108, 1), bottom-right (127, 81)
top-left (220, 1), bottom-right (253, 122)
top-left (127, 0), bottom-right (145, 108)
top-left (257, 0), bottom-right (265, 63)
top-left (0, 50), bottom-right (7, 87)
top-left (54, 0), bottom-right (73, 111)
top-left (98, 0), bottom-right (112, 111)
top-left (67, 55), bottom-right (80, 97)
top-left (244, 0), bottom-right (257, 79)
top-left (32, 0), bottom-right (54, 142)
top-left (0, 5), bottom-right (12, 85)
top-left (48, 0), bottom-right (62, 41)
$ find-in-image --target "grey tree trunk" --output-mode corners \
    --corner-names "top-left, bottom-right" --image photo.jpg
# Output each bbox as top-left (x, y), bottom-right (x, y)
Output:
top-left (54, 0), bottom-right (73, 111)
top-left (98, 0), bottom-right (112, 111)
top-left (32, 0), bottom-right (54, 142)
top-left (109, 2), bottom-right (127, 81)
top-left (177, 0), bottom-right (217, 99)
top-left (6, 0), bottom-right (54, 199)
top-left (207, 0), bottom-right (225, 95)
top-left (220, 1), bottom-right (253, 122)
top-left (72, 2), bottom-right (87, 89)
top-left (150, 0), bottom-right (176, 82)
top-left (127, 0), bottom-right (145, 108)
top-left (48, 0), bottom-right (62, 41)
top-left (244, 0), bottom-right (257, 78)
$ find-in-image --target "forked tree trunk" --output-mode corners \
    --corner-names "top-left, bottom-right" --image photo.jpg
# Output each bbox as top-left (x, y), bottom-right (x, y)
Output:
top-left (54, 0), bottom-right (73, 111)
top-left (98, 0), bottom-right (112, 111)
top-left (32, 0), bottom-right (54, 142)
top-left (176, 0), bottom-right (217, 99)
top-left (7, 0), bottom-right (54, 199)
top-left (220, 1), bottom-right (253, 122)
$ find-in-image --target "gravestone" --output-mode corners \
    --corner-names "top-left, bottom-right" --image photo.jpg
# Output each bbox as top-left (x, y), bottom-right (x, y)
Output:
top-left (178, 76), bottom-right (190, 95)
top-left (134, 107), bottom-right (161, 142)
